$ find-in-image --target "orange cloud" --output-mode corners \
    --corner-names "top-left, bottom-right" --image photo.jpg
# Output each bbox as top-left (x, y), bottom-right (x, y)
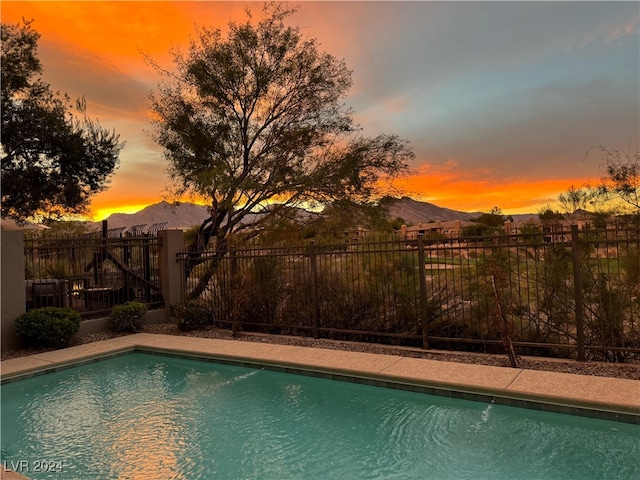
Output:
top-left (391, 162), bottom-right (589, 214)
top-left (92, 204), bottom-right (154, 222)
top-left (1, 2), bottom-right (249, 63)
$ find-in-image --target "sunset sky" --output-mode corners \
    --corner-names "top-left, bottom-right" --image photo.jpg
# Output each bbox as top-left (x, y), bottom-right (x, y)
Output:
top-left (2, 1), bottom-right (639, 220)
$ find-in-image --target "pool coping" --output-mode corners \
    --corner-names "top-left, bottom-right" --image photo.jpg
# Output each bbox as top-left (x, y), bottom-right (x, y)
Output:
top-left (2, 333), bottom-right (639, 424)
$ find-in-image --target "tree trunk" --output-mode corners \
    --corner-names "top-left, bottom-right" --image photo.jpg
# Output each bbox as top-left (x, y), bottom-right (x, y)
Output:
top-left (185, 212), bottom-right (229, 299)
top-left (184, 203), bottom-right (231, 299)
top-left (186, 246), bottom-right (227, 299)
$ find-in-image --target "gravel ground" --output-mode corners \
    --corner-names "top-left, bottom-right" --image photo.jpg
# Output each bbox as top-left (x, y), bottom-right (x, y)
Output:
top-left (3, 323), bottom-right (640, 381)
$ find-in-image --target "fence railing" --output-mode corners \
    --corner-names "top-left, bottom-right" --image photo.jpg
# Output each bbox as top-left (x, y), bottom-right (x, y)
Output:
top-left (178, 226), bottom-right (640, 362)
top-left (24, 232), bottom-right (163, 316)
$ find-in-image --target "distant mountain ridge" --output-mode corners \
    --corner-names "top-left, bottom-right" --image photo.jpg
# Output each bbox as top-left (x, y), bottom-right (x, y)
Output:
top-left (98, 201), bottom-right (210, 231)
top-left (97, 197), bottom-right (536, 232)
top-left (387, 196), bottom-right (482, 223)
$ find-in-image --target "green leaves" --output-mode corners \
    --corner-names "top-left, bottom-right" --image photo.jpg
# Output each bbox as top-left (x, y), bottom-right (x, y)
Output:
top-left (1, 20), bottom-right (125, 221)
top-left (0, 20), bottom-right (41, 94)
top-left (15, 307), bottom-right (81, 349)
top-left (150, 3), bottom-right (413, 245)
top-left (109, 301), bottom-right (148, 333)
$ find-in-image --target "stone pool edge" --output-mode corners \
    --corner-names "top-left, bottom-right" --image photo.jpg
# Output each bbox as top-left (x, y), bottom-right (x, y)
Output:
top-left (2, 333), bottom-right (639, 424)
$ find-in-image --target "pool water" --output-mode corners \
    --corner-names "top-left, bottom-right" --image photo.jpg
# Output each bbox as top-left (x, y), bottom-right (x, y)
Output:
top-left (1, 353), bottom-right (639, 479)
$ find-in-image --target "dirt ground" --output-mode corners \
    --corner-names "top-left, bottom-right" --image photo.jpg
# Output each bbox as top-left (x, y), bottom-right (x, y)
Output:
top-left (3, 323), bottom-right (639, 381)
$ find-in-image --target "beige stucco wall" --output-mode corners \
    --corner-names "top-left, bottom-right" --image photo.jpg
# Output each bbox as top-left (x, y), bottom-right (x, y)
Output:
top-left (1, 229), bottom-right (26, 350)
top-left (158, 229), bottom-right (185, 316)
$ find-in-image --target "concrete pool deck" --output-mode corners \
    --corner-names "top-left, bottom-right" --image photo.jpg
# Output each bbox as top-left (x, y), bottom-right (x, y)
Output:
top-left (1, 333), bottom-right (639, 425)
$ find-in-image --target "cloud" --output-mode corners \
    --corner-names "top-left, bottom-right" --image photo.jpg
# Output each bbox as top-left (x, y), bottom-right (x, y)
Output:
top-left (39, 42), bottom-right (150, 119)
top-left (393, 164), bottom-right (586, 214)
top-left (409, 76), bottom-right (639, 180)
top-left (2, 1), bottom-right (637, 218)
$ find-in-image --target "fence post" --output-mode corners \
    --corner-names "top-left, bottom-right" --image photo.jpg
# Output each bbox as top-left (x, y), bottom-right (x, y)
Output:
top-left (158, 229), bottom-right (185, 320)
top-left (100, 220), bottom-right (108, 286)
top-left (228, 247), bottom-right (240, 334)
top-left (417, 234), bottom-right (430, 349)
top-left (229, 247), bottom-right (237, 276)
top-left (571, 225), bottom-right (586, 361)
top-left (309, 241), bottom-right (320, 339)
top-left (142, 238), bottom-right (151, 302)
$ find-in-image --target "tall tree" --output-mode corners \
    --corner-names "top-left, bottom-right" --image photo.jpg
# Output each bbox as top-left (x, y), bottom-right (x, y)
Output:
top-left (1, 20), bottom-right (124, 222)
top-left (148, 3), bottom-right (414, 296)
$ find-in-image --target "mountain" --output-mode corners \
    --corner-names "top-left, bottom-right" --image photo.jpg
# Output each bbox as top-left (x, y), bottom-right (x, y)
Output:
top-left (386, 196), bottom-right (483, 223)
top-left (99, 201), bottom-right (210, 232)
top-left (97, 197), bottom-right (537, 234)
top-left (98, 201), bottom-right (307, 234)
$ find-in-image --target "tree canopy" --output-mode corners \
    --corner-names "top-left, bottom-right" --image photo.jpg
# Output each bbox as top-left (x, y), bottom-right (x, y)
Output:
top-left (1, 20), bottom-right (124, 222)
top-left (538, 207), bottom-right (565, 224)
top-left (588, 146), bottom-right (640, 214)
top-left (148, 3), bottom-right (414, 249)
top-left (463, 207), bottom-right (512, 237)
top-left (558, 184), bottom-right (591, 215)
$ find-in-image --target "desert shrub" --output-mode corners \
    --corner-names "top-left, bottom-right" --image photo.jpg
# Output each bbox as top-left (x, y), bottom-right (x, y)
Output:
top-left (15, 307), bottom-right (81, 348)
top-left (582, 272), bottom-right (635, 362)
top-left (171, 299), bottom-right (213, 331)
top-left (109, 301), bottom-right (147, 332)
top-left (233, 256), bottom-right (286, 331)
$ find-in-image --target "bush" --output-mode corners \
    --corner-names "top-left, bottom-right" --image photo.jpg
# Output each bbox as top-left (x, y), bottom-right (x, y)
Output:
top-left (171, 300), bottom-right (213, 331)
top-left (15, 307), bottom-right (81, 348)
top-left (109, 301), bottom-right (147, 332)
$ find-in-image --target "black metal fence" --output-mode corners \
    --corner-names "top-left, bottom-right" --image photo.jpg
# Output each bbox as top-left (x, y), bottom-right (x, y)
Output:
top-left (25, 232), bottom-right (163, 316)
top-left (179, 226), bottom-right (640, 362)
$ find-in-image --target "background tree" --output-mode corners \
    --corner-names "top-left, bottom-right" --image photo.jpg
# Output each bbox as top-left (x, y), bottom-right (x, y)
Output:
top-left (558, 184), bottom-right (591, 223)
top-left (588, 146), bottom-right (640, 214)
top-left (1, 20), bottom-right (124, 222)
top-left (297, 200), bottom-right (401, 242)
top-left (538, 207), bottom-right (565, 224)
top-left (478, 206), bottom-right (513, 228)
top-left (462, 206), bottom-right (512, 237)
top-left (148, 3), bottom-right (414, 296)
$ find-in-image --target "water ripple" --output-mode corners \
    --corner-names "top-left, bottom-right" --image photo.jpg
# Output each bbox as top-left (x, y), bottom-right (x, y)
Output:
top-left (2, 354), bottom-right (639, 480)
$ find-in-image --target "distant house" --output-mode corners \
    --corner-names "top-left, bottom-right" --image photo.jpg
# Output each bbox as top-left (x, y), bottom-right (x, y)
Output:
top-left (396, 210), bottom-right (617, 244)
top-left (503, 210), bottom-right (616, 242)
top-left (399, 220), bottom-right (475, 240)
top-left (343, 226), bottom-right (369, 242)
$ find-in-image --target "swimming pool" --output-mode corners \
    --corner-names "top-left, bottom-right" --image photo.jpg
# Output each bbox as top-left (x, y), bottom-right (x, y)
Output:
top-left (2, 352), bottom-right (639, 479)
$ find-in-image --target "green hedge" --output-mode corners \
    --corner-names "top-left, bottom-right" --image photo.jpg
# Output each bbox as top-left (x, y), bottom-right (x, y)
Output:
top-left (109, 301), bottom-right (147, 332)
top-left (15, 307), bottom-right (81, 348)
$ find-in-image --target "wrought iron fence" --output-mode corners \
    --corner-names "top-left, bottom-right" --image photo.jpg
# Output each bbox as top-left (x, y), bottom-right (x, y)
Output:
top-left (178, 226), bottom-right (640, 362)
top-left (24, 232), bottom-right (163, 316)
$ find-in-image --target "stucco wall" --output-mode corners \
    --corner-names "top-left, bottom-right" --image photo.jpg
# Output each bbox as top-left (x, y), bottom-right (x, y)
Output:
top-left (1, 230), bottom-right (26, 350)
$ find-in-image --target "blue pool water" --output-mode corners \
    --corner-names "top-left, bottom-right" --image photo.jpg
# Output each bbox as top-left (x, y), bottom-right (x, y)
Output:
top-left (1, 353), bottom-right (639, 479)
